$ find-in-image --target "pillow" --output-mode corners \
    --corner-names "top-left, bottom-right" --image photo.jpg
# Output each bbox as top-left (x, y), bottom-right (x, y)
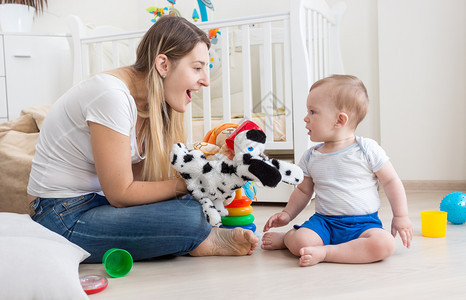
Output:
top-left (0, 105), bottom-right (50, 214)
top-left (0, 213), bottom-right (90, 300)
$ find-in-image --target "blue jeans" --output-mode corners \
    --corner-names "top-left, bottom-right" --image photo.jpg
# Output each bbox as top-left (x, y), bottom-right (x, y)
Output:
top-left (30, 193), bottom-right (212, 263)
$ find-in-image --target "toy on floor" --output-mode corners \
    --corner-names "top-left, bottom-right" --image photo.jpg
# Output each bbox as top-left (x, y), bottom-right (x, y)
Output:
top-left (80, 275), bottom-right (108, 295)
top-left (220, 183), bottom-right (257, 232)
top-left (170, 120), bottom-right (304, 226)
top-left (440, 192), bottom-right (466, 224)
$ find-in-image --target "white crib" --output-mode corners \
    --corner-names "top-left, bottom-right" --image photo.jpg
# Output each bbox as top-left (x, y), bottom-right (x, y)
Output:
top-left (68, 0), bottom-right (346, 165)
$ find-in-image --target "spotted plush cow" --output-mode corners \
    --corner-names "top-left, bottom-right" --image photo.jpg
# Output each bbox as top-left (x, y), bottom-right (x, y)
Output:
top-left (170, 124), bottom-right (304, 226)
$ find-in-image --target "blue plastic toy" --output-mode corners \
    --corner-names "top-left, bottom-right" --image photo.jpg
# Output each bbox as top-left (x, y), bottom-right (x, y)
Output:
top-left (440, 192), bottom-right (466, 224)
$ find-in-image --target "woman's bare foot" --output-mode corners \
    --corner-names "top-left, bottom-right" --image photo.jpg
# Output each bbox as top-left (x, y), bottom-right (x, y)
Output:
top-left (261, 232), bottom-right (287, 250)
top-left (299, 246), bottom-right (327, 267)
top-left (189, 227), bottom-right (259, 256)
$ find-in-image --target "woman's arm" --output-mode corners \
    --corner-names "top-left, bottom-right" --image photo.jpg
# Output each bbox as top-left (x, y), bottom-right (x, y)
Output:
top-left (89, 121), bottom-right (187, 207)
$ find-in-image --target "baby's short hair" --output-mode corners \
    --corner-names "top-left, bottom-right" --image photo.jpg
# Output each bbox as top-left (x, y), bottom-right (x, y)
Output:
top-left (310, 75), bottom-right (369, 128)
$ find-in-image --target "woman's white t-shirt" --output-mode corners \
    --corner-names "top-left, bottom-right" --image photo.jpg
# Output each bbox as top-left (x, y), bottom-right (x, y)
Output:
top-left (27, 74), bottom-right (144, 198)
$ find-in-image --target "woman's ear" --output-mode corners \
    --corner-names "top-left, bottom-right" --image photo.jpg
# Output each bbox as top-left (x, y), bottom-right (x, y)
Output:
top-left (335, 112), bottom-right (349, 128)
top-left (155, 54), bottom-right (169, 77)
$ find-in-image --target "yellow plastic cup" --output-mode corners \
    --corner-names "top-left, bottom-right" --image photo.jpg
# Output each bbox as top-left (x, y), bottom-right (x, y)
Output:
top-left (102, 248), bottom-right (133, 278)
top-left (420, 211), bottom-right (447, 238)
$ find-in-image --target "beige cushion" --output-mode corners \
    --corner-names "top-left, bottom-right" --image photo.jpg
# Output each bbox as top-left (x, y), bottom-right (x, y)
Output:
top-left (0, 105), bottom-right (50, 214)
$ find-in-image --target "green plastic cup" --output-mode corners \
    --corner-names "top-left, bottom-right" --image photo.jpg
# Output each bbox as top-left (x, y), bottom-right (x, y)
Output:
top-left (102, 248), bottom-right (133, 278)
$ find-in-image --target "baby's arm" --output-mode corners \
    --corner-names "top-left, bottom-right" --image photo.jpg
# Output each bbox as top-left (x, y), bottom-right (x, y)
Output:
top-left (376, 161), bottom-right (413, 248)
top-left (263, 176), bottom-right (314, 232)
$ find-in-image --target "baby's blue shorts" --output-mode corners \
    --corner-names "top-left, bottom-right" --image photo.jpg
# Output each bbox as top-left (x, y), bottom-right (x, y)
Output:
top-left (293, 212), bottom-right (383, 245)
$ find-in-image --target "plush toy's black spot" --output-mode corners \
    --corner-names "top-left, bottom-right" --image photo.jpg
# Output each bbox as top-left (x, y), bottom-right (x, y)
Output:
top-left (199, 180), bottom-right (203, 185)
top-left (217, 187), bottom-right (225, 194)
top-left (222, 182), bottom-right (226, 186)
top-left (232, 185), bottom-right (242, 190)
top-left (187, 189), bottom-right (193, 194)
top-left (171, 154), bottom-right (177, 166)
top-left (210, 193), bottom-right (216, 196)
top-left (221, 162), bottom-right (236, 174)
top-left (246, 129), bottom-right (266, 144)
top-left (201, 188), bottom-right (205, 193)
top-left (295, 178), bottom-right (300, 182)
top-left (243, 153), bottom-right (252, 165)
top-left (180, 173), bottom-right (191, 180)
top-left (201, 154), bottom-right (206, 160)
top-left (286, 170), bottom-right (291, 176)
top-left (203, 163), bottom-right (213, 173)
top-left (241, 175), bottom-right (254, 182)
top-left (225, 195), bottom-right (232, 199)
top-left (183, 154), bottom-right (194, 163)
top-left (176, 143), bottom-right (182, 147)
top-left (272, 159), bottom-right (280, 169)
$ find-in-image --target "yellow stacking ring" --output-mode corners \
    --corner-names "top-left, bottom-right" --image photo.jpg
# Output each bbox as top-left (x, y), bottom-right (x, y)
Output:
top-left (227, 205), bottom-right (253, 216)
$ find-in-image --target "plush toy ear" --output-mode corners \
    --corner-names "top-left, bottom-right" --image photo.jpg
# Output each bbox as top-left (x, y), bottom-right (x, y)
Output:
top-left (246, 129), bottom-right (266, 144)
top-left (248, 160), bottom-right (281, 187)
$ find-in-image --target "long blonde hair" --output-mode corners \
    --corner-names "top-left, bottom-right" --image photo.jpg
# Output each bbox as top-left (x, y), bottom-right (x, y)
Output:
top-left (133, 16), bottom-right (211, 181)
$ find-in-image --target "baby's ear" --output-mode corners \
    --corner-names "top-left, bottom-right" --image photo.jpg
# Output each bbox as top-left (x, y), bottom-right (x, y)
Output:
top-left (335, 112), bottom-right (349, 128)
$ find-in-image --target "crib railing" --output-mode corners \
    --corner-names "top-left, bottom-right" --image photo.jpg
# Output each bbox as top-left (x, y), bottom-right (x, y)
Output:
top-left (290, 0), bottom-right (346, 161)
top-left (190, 13), bottom-right (293, 150)
top-left (67, 0), bottom-right (346, 159)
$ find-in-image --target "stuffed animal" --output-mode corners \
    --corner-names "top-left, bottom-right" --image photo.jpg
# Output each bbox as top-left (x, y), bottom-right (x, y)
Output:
top-left (170, 121), bottom-right (304, 226)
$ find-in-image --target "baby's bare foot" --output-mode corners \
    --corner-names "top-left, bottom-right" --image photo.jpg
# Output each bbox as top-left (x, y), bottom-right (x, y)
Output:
top-left (261, 232), bottom-right (287, 250)
top-left (190, 227), bottom-right (258, 256)
top-left (299, 246), bottom-right (327, 267)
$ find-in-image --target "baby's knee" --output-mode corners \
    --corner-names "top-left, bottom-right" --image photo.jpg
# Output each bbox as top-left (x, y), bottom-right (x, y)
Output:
top-left (284, 229), bottom-right (317, 256)
top-left (369, 233), bottom-right (396, 260)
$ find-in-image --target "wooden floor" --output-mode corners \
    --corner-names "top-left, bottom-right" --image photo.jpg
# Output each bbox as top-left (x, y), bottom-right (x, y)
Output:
top-left (79, 190), bottom-right (466, 299)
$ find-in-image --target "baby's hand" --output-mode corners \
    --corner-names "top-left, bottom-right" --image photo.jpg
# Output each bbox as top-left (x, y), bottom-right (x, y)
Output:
top-left (263, 211), bottom-right (291, 232)
top-left (391, 216), bottom-right (413, 248)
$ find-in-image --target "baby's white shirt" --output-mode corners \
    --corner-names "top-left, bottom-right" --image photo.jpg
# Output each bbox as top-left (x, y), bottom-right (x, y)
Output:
top-left (298, 137), bottom-right (389, 216)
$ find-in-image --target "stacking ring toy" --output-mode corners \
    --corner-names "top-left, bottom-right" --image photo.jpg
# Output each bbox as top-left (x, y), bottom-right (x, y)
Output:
top-left (226, 206), bottom-right (253, 216)
top-left (220, 222), bottom-right (256, 232)
top-left (221, 214), bottom-right (255, 226)
top-left (225, 197), bottom-right (252, 208)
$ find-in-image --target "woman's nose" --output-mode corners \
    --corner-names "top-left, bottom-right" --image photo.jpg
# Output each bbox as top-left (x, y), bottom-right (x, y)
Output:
top-left (200, 70), bottom-right (210, 87)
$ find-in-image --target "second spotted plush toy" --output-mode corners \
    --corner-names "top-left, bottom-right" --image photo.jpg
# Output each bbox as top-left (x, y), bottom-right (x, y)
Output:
top-left (170, 121), bottom-right (304, 226)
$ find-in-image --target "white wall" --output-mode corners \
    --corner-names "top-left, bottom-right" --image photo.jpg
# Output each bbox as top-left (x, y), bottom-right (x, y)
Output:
top-left (378, 0), bottom-right (465, 181)
top-left (28, 0), bottom-right (466, 181)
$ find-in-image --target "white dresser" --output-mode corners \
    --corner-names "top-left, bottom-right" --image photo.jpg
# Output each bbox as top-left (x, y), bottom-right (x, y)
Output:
top-left (0, 33), bottom-right (73, 124)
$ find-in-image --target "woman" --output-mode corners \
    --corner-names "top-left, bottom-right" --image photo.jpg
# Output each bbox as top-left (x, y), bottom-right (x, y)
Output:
top-left (27, 16), bottom-right (258, 262)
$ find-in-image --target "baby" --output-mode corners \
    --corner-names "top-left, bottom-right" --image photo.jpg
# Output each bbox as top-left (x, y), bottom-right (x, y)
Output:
top-left (261, 75), bottom-right (413, 267)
